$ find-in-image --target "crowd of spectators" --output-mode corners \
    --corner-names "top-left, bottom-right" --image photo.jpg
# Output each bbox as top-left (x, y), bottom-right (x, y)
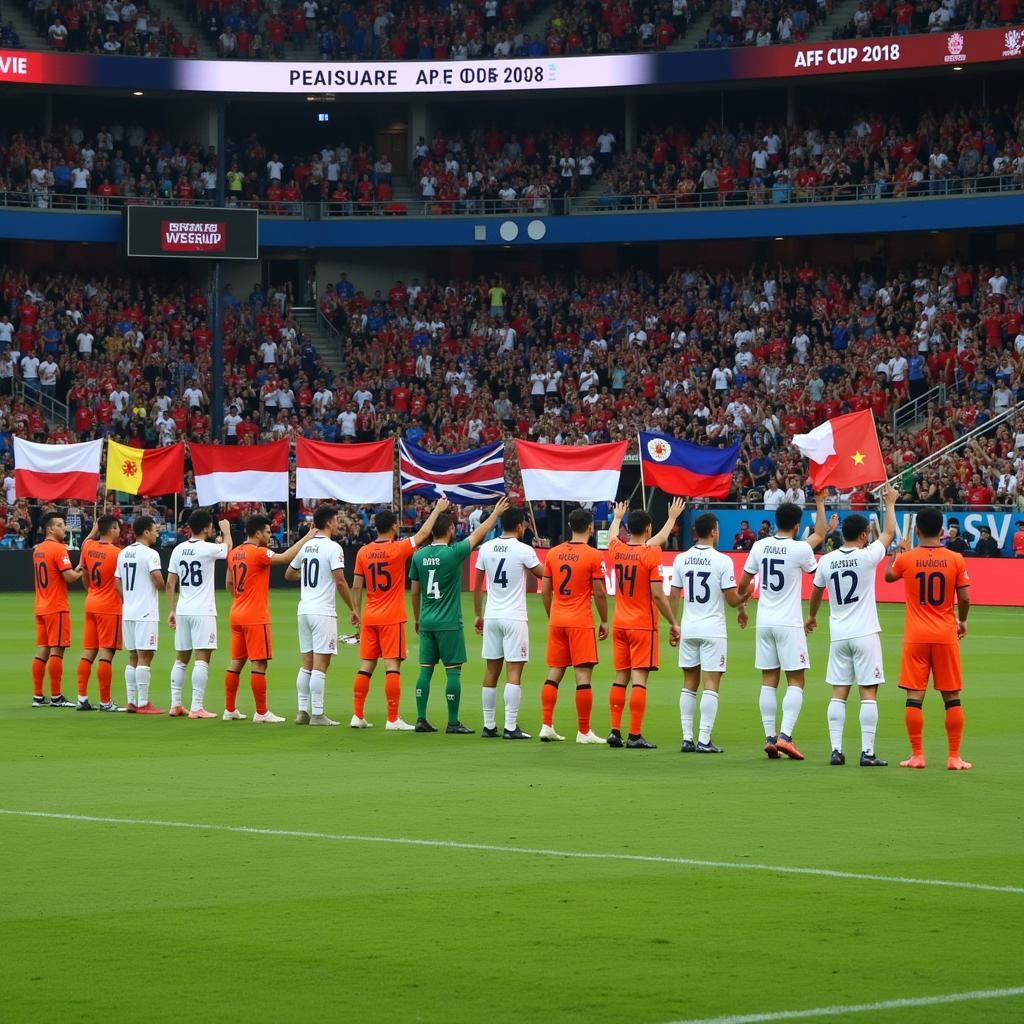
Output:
top-left (698, 0), bottom-right (828, 47)
top-left (832, 0), bottom-right (1021, 42)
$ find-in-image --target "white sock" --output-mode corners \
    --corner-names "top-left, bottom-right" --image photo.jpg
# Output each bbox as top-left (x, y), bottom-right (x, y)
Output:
top-left (170, 661), bottom-right (187, 708)
top-left (780, 686), bottom-right (804, 738)
top-left (309, 670), bottom-right (326, 716)
top-left (679, 688), bottom-right (697, 741)
top-left (759, 685), bottom-right (777, 738)
top-left (136, 665), bottom-right (151, 706)
top-left (860, 699), bottom-right (878, 756)
top-left (190, 661), bottom-right (209, 712)
top-left (125, 665), bottom-right (137, 705)
top-left (296, 668), bottom-right (312, 713)
top-left (698, 690), bottom-right (719, 745)
top-left (503, 682), bottom-right (521, 731)
top-left (827, 697), bottom-right (847, 752)
top-left (482, 686), bottom-right (497, 729)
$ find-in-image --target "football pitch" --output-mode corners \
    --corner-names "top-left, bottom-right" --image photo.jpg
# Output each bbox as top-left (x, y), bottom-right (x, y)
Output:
top-left (1, 592), bottom-right (1021, 1024)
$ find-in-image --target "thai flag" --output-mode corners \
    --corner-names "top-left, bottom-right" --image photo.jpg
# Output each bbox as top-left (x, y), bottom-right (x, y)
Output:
top-left (638, 432), bottom-right (739, 499)
top-left (399, 440), bottom-right (506, 505)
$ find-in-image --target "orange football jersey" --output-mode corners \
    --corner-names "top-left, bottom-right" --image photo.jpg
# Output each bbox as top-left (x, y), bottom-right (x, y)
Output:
top-left (81, 539), bottom-right (122, 615)
top-left (354, 538), bottom-right (415, 625)
top-left (228, 543), bottom-right (273, 625)
top-left (891, 545), bottom-right (969, 644)
top-left (33, 539), bottom-right (73, 615)
top-left (609, 538), bottom-right (663, 631)
top-left (544, 541), bottom-right (606, 628)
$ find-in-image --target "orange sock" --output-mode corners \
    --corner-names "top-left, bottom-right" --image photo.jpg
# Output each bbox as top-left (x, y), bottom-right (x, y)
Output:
top-left (944, 701), bottom-right (964, 759)
top-left (32, 657), bottom-right (46, 697)
top-left (77, 659), bottom-right (92, 699)
top-left (384, 671), bottom-right (401, 723)
top-left (904, 702), bottom-right (924, 756)
top-left (225, 670), bottom-right (240, 712)
top-left (609, 683), bottom-right (627, 731)
top-left (354, 670), bottom-right (371, 717)
top-left (628, 684), bottom-right (647, 736)
top-left (47, 655), bottom-right (63, 697)
top-left (251, 672), bottom-right (268, 716)
top-left (541, 680), bottom-right (559, 726)
top-left (575, 685), bottom-right (593, 734)
top-left (97, 659), bottom-right (113, 705)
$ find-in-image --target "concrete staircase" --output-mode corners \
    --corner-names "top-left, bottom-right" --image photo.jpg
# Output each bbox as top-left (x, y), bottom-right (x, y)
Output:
top-left (388, 174), bottom-right (424, 211)
top-left (291, 306), bottom-right (346, 378)
top-left (672, 4), bottom-right (719, 50)
top-left (5, 3), bottom-right (42, 50)
top-left (162, 0), bottom-right (218, 58)
top-left (804, 0), bottom-right (857, 40)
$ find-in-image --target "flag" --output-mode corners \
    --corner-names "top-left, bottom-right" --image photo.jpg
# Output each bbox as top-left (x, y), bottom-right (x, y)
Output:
top-left (105, 440), bottom-right (184, 496)
top-left (793, 410), bottom-right (886, 489)
top-left (190, 441), bottom-right (289, 505)
top-left (516, 439), bottom-right (627, 502)
top-left (399, 440), bottom-right (505, 505)
top-left (14, 437), bottom-right (102, 501)
top-left (296, 438), bottom-right (393, 505)
top-left (638, 432), bottom-right (739, 499)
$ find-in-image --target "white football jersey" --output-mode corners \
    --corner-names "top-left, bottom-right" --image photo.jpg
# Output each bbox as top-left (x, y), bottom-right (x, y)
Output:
top-left (290, 536), bottom-right (344, 617)
top-left (477, 536), bottom-right (541, 621)
top-left (169, 539), bottom-right (228, 616)
top-left (744, 535), bottom-right (817, 628)
top-left (670, 545), bottom-right (737, 640)
top-left (117, 543), bottom-right (162, 621)
top-left (813, 541), bottom-right (886, 641)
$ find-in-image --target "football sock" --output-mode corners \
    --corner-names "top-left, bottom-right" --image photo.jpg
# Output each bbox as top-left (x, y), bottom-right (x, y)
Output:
top-left (627, 683), bottom-right (647, 736)
top-left (97, 659), bottom-right (113, 705)
top-left (251, 671), bottom-right (268, 715)
top-left (859, 699), bottom-right (878, 756)
top-left (904, 700), bottom-right (924, 756)
top-left (759, 685), bottom-right (777, 738)
top-left (482, 685), bottom-right (497, 730)
top-left (32, 657), bottom-right (46, 697)
top-left (503, 681), bottom-right (521, 731)
top-left (47, 655), bottom-right (63, 697)
top-left (444, 666), bottom-right (462, 725)
top-left (309, 670), bottom-right (326, 716)
top-left (353, 670), bottom-right (371, 717)
top-left (76, 658), bottom-right (91, 699)
top-left (135, 665), bottom-right (151, 706)
top-left (296, 668), bottom-right (311, 713)
top-left (224, 669), bottom-right (240, 712)
top-left (170, 660), bottom-right (187, 708)
top-left (609, 682), bottom-right (627, 731)
top-left (827, 697), bottom-right (847, 752)
top-left (575, 683), bottom-right (593, 734)
top-left (384, 671), bottom-right (401, 723)
top-left (698, 690), bottom-right (719, 745)
top-left (944, 700), bottom-right (964, 758)
top-left (780, 686), bottom-right (804, 737)
top-left (541, 679), bottom-right (559, 726)
top-left (415, 664), bottom-right (434, 720)
top-left (125, 664), bottom-right (138, 705)
top-left (679, 688), bottom-right (697, 742)
top-left (189, 660), bottom-right (209, 711)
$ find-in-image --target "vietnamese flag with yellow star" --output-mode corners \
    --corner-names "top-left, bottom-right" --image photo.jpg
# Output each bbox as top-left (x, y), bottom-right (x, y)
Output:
top-left (105, 440), bottom-right (185, 496)
top-left (792, 410), bottom-right (886, 490)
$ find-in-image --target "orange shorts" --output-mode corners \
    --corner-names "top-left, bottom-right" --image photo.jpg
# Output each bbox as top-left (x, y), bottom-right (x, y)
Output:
top-left (36, 611), bottom-right (70, 648)
top-left (547, 625), bottom-right (598, 668)
top-left (899, 642), bottom-right (962, 691)
top-left (360, 622), bottom-right (406, 662)
top-left (230, 622), bottom-right (273, 662)
top-left (612, 626), bottom-right (659, 672)
top-left (83, 612), bottom-right (122, 651)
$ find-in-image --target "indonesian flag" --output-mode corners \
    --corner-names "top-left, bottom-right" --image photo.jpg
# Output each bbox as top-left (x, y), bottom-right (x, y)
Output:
top-left (516, 439), bottom-right (628, 502)
top-left (14, 437), bottom-right (102, 501)
top-left (190, 441), bottom-right (289, 505)
top-left (295, 438), bottom-right (393, 505)
top-left (106, 441), bottom-right (184, 496)
top-left (793, 410), bottom-right (887, 489)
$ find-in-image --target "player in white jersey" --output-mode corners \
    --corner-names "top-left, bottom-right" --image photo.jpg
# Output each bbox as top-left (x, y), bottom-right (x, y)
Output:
top-left (115, 516), bottom-right (165, 715)
top-left (473, 506), bottom-right (543, 739)
top-left (669, 511), bottom-right (749, 754)
top-left (166, 511), bottom-right (233, 718)
top-left (806, 485), bottom-right (897, 767)
top-left (284, 504), bottom-right (358, 726)
top-left (738, 493), bottom-right (831, 760)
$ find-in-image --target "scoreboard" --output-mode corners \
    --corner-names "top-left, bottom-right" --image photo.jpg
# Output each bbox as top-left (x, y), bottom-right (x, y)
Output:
top-left (125, 206), bottom-right (259, 261)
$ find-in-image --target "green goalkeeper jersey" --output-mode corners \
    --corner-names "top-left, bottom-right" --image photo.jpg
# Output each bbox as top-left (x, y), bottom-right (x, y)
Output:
top-left (410, 539), bottom-right (472, 631)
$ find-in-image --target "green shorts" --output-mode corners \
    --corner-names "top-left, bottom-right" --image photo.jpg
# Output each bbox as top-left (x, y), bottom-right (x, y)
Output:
top-left (419, 628), bottom-right (467, 667)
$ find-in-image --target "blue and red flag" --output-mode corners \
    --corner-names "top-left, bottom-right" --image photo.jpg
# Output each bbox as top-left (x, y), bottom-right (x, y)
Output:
top-left (399, 439), bottom-right (505, 505)
top-left (638, 432), bottom-right (739, 499)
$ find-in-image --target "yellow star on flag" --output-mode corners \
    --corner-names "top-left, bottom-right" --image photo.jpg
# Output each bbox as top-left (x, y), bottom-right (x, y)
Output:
top-left (851, 450), bottom-right (865, 465)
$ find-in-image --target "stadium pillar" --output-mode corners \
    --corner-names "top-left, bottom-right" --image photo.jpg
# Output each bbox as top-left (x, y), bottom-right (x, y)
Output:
top-left (409, 99), bottom-right (432, 165)
top-left (624, 95), bottom-right (637, 153)
top-left (210, 100), bottom-right (227, 441)
top-left (786, 87), bottom-right (797, 128)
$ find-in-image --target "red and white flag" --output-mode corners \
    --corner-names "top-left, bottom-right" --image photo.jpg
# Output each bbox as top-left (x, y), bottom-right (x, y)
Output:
top-left (296, 438), bottom-right (393, 504)
top-left (14, 437), bottom-right (102, 501)
top-left (793, 410), bottom-right (887, 489)
top-left (516, 439), bottom-right (628, 502)
top-left (190, 441), bottom-right (289, 505)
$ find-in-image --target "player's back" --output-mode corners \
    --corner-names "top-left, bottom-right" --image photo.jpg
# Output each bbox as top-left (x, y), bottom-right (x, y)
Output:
top-left (478, 536), bottom-right (539, 621)
top-left (546, 541), bottom-right (604, 628)
top-left (609, 537), bottom-right (660, 631)
top-left (293, 535), bottom-right (343, 617)
top-left (117, 542), bottom-right (161, 621)
top-left (892, 545), bottom-right (968, 644)
top-left (672, 544), bottom-right (736, 639)
top-left (171, 538), bottom-right (227, 617)
top-left (814, 542), bottom-right (885, 640)
top-left (81, 538), bottom-right (121, 614)
top-left (228, 542), bottom-right (272, 625)
top-left (33, 539), bottom-right (72, 614)
top-left (355, 538), bottom-right (414, 624)
top-left (745, 535), bottom-right (817, 628)
top-left (412, 539), bottom-right (470, 629)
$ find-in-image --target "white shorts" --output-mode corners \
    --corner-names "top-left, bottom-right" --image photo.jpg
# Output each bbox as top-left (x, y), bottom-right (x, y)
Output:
top-left (482, 618), bottom-right (529, 662)
top-left (826, 635), bottom-right (885, 688)
top-left (755, 626), bottom-right (809, 672)
top-left (298, 613), bottom-right (338, 655)
top-left (174, 614), bottom-right (218, 652)
top-left (678, 636), bottom-right (728, 673)
top-left (123, 619), bottom-right (159, 652)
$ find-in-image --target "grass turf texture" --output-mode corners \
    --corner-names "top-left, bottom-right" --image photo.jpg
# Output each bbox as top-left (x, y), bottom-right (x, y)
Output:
top-left (1, 592), bottom-right (1021, 1024)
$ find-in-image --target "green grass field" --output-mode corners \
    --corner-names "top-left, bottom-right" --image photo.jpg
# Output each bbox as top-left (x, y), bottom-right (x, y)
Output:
top-left (1, 592), bottom-right (1021, 1024)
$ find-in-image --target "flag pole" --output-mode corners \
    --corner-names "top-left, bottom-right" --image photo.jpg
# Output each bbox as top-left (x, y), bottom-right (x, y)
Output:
top-left (636, 432), bottom-right (648, 511)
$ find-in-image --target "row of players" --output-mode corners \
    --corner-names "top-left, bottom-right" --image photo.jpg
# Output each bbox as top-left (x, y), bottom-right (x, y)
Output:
top-left (29, 486), bottom-right (973, 768)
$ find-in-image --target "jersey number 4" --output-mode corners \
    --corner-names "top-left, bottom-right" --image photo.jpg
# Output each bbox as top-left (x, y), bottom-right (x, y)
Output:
top-left (614, 563), bottom-right (637, 597)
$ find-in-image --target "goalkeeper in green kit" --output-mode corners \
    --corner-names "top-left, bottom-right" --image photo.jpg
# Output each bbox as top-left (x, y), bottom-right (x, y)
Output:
top-left (410, 496), bottom-right (510, 734)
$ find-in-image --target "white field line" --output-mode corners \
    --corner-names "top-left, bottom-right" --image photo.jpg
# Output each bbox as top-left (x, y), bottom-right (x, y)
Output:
top-left (1, 809), bottom-right (1022, 896)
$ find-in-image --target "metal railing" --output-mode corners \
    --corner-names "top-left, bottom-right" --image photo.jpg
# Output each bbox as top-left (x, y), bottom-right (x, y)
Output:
top-left (893, 383), bottom-right (946, 433)
top-left (14, 379), bottom-right (71, 427)
top-left (292, 305), bottom-right (345, 361)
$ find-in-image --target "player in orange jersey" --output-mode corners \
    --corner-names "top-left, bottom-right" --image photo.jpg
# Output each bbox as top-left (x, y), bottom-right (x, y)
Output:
top-left (349, 498), bottom-right (449, 730)
top-left (884, 507), bottom-right (972, 770)
top-left (77, 514), bottom-right (123, 711)
top-left (224, 514), bottom-right (314, 724)
top-left (540, 507), bottom-right (609, 744)
top-left (32, 511), bottom-right (83, 708)
top-left (604, 499), bottom-right (684, 749)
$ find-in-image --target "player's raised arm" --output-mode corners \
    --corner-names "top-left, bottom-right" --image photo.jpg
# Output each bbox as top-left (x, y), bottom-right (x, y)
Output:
top-left (647, 497), bottom-right (686, 548)
top-left (412, 497), bottom-right (450, 548)
top-left (218, 518), bottom-right (234, 553)
top-left (878, 483), bottom-right (898, 550)
top-left (608, 500), bottom-right (628, 540)
top-left (884, 537), bottom-right (910, 583)
top-left (468, 495), bottom-right (510, 550)
top-left (805, 490), bottom-right (830, 550)
top-left (592, 576), bottom-right (609, 641)
top-left (270, 527), bottom-right (317, 566)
